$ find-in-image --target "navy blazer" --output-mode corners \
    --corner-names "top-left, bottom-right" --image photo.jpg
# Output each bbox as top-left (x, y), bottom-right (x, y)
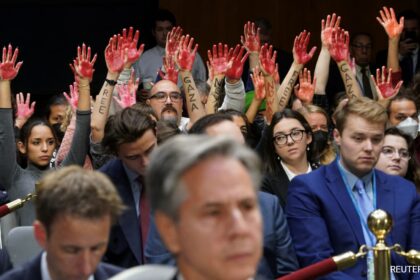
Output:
top-left (286, 160), bottom-right (420, 280)
top-left (100, 159), bottom-right (142, 268)
top-left (145, 191), bottom-right (299, 279)
top-left (0, 253), bottom-right (122, 280)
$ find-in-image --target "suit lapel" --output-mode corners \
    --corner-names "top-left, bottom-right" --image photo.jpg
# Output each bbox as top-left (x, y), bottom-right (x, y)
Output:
top-left (114, 160), bottom-right (142, 264)
top-left (325, 161), bottom-right (366, 246)
top-left (374, 172), bottom-right (395, 244)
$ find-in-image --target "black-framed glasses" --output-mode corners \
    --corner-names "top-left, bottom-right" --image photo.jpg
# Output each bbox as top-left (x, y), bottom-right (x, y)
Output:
top-left (149, 92), bottom-right (182, 103)
top-left (273, 129), bottom-right (306, 146)
top-left (381, 146), bottom-right (411, 160)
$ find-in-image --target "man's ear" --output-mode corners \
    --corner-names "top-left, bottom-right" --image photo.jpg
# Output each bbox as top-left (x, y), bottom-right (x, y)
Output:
top-left (333, 128), bottom-right (341, 147)
top-left (17, 141), bottom-right (26, 155)
top-left (155, 211), bottom-right (180, 254)
top-left (146, 98), bottom-right (151, 106)
top-left (33, 220), bottom-right (47, 250)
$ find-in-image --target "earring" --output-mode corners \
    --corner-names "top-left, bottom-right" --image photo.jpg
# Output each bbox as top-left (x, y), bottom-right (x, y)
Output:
top-left (307, 146), bottom-right (310, 151)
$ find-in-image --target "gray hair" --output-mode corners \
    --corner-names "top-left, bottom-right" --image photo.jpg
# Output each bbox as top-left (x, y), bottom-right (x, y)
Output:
top-left (146, 135), bottom-right (261, 220)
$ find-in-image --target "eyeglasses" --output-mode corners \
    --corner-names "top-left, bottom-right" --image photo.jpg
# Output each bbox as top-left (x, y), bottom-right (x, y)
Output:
top-left (149, 92), bottom-right (182, 103)
top-left (381, 146), bottom-right (411, 160)
top-left (351, 44), bottom-right (372, 51)
top-left (273, 129), bottom-right (306, 146)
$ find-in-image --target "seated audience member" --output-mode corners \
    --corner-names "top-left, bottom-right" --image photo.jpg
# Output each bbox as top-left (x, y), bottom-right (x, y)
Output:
top-left (99, 107), bottom-right (157, 268)
top-left (375, 127), bottom-right (420, 188)
top-left (0, 166), bottom-right (124, 280)
top-left (146, 114), bottom-right (299, 279)
top-left (286, 97), bottom-right (420, 279)
top-left (259, 109), bottom-right (315, 207)
top-left (45, 95), bottom-right (68, 127)
top-left (387, 91), bottom-right (419, 139)
top-left (146, 135), bottom-right (264, 279)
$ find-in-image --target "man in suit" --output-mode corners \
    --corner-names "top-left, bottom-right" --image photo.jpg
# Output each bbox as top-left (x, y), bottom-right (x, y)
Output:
top-left (146, 135), bottom-right (267, 280)
top-left (100, 107), bottom-right (157, 268)
top-left (286, 97), bottom-right (420, 279)
top-left (0, 166), bottom-right (124, 280)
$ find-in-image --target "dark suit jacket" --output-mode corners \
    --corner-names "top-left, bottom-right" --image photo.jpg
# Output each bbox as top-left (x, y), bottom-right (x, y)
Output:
top-left (261, 164), bottom-right (290, 208)
top-left (100, 159), bottom-right (142, 268)
top-left (286, 160), bottom-right (420, 280)
top-left (0, 253), bottom-right (122, 280)
top-left (145, 191), bottom-right (299, 279)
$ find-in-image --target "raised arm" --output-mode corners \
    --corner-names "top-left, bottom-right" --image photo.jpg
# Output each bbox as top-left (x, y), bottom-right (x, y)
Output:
top-left (314, 13), bottom-right (341, 95)
top-left (328, 28), bottom-right (362, 98)
top-left (241, 21), bottom-right (260, 72)
top-left (15, 92), bottom-right (35, 129)
top-left (0, 45), bottom-right (23, 190)
top-left (259, 44), bottom-right (277, 123)
top-left (276, 31), bottom-right (317, 110)
top-left (246, 65), bottom-right (266, 123)
top-left (177, 35), bottom-right (206, 125)
top-left (114, 70), bottom-right (139, 110)
top-left (60, 44), bottom-right (95, 167)
top-left (294, 68), bottom-right (316, 105)
top-left (376, 7), bottom-right (404, 76)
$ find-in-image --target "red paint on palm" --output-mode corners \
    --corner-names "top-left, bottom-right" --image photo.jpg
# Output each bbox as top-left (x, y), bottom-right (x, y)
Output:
top-left (241, 21), bottom-right (260, 52)
top-left (372, 66), bottom-right (403, 99)
top-left (0, 44), bottom-right (23, 80)
top-left (251, 66), bottom-right (266, 100)
top-left (321, 14), bottom-right (341, 47)
top-left (74, 43), bottom-right (97, 80)
top-left (259, 44), bottom-right (277, 75)
top-left (177, 35), bottom-right (198, 71)
top-left (208, 43), bottom-right (231, 75)
top-left (166, 26), bottom-right (183, 58)
top-left (121, 27), bottom-right (144, 65)
top-left (105, 35), bottom-right (125, 73)
top-left (114, 70), bottom-right (138, 109)
top-left (295, 68), bottom-right (316, 104)
top-left (377, 7), bottom-right (404, 39)
top-left (328, 28), bottom-right (349, 62)
top-left (160, 56), bottom-right (179, 84)
top-left (63, 82), bottom-right (79, 111)
top-left (16, 92), bottom-right (35, 119)
top-left (294, 31), bottom-right (317, 65)
top-left (226, 45), bottom-right (249, 80)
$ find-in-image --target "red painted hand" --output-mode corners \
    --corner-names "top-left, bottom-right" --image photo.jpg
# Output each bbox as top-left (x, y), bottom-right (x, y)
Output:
top-left (121, 27), bottom-right (144, 66)
top-left (294, 68), bottom-right (316, 104)
top-left (259, 44), bottom-right (277, 75)
top-left (63, 82), bottom-right (79, 111)
top-left (371, 66), bottom-right (403, 99)
top-left (226, 45), bottom-right (249, 80)
top-left (251, 66), bottom-right (266, 100)
top-left (159, 56), bottom-right (179, 84)
top-left (15, 92), bottom-right (35, 119)
top-left (377, 7), bottom-right (404, 39)
top-left (328, 28), bottom-right (349, 62)
top-left (176, 35), bottom-right (198, 71)
top-left (105, 35), bottom-right (126, 74)
top-left (206, 60), bottom-right (214, 82)
top-left (241, 21), bottom-right (260, 53)
top-left (321, 13), bottom-right (341, 47)
top-left (166, 26), bottom-right (183, 58)
top-left (208, 43), bottom-right (231, 76)
top-left (293, 30), bottom-right (317, 65)
top-left (273, 63), bottom-right (280, 85)
top-left (114, 70), bottom-right (138, 109)
top-left (0, 45), bottom-right (23, 80)
top-left (73, 44), bottom-right (97, 81)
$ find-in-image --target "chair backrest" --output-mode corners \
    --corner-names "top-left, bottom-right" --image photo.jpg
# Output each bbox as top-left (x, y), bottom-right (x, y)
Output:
top-left (5, 226), bottom-right (42, 267)
top-left (0, 212), bottom-right (18, 249)
top-left (110, 264), bottom-right (176, 280)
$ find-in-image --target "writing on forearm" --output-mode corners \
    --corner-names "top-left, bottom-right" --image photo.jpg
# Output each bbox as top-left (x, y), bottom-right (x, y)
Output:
top-left (211, 77), bottom-right (224, 112)
top-left (265, 78), bottom-right (275, 123)
top-left (183, 76), bottom-right (199, 112)
top-left (98, 89), bottom-right (109, 115)
top-left (278, 70), bottom-right (299, 108)
top-left (339, 63), bottom-right (356, 98)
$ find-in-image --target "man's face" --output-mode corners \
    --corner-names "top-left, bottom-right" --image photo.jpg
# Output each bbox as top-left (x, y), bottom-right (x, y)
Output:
top-left (117, 129), bottom-right (157, 176)
top-left (48, 104), bottom-right (67, 125)
top-left (402, 19), bottom-right (419, 43)
top-left (34, 215), bottom-right (111, 280)
top-left (147, 80), bottom-right (183, 124)
top-left (334, 114), bottom-right (384, 177)
top-left (388, 99), bottom-right (418, 126)
top-left (157, 156), bottom-right (262, 280)
top-left (153, 20), bottom-right (173, 47)
top-left (350, 34), bottom-right (372, 67)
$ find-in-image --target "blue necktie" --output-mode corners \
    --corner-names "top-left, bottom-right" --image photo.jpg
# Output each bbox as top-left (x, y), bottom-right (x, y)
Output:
top-left (354, 179), bottom-right (374, 230)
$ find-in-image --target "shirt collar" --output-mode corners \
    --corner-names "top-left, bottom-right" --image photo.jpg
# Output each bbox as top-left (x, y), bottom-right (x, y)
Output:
top-left (338, 158), bottom-right (373, 190)
top-left (41, 252), bottom-right (94, 280)
top-left (123, 162), bottom-right (140, 183)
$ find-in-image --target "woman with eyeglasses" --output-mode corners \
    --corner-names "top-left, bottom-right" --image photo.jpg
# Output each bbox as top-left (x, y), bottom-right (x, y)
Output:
top-left (375, 128), bottom-right (420, 190)
top-left (259, 109), bottom-right (315, 207)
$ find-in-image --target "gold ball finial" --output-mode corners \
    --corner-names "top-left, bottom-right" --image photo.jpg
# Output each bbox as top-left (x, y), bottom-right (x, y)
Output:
top-left (367, 209), bottom-right (392, 241)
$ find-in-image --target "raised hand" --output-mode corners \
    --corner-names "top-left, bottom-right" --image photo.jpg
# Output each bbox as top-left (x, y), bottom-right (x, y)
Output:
top-left (159, 55), bottom-right (179, 84)
top-left (321, 13), bottom-right (341, 47)
top-left (72, 43), bottom-right (97, 81)
top-left (250, 66), bottom-right (266, 100)
top-left (121, 26), bottom-right (145, 67)
top-left (16, 92), bottom-right (35, 120)
top-left (293, 30), bottom-right (317, 65)
top-left (0, 45), bottom-right (23, 80)
top-left (206, 60), bottom-right (214, 82)
top-left (176, 35), bottom-right (198, 71)
top-left (114, 70), bottom-right (138, 108)
top-left (63, 82), bottom-right (79, 111)
top-left (328, 28), bottom-right (349, 62)
top-left (241, 21), bottom-right (260, 53)
top-left (377, 7), bottom-right (404, 39)
top-left (105, 35), bottom-right (126, 74)
top-left (371, 66), bottom-right (403, 99)
top-left (273, 63), bottom-right (280, 85)
top-left (166, 26), bottom-right (183, 58)
top-left (259, 44), bottom-right (277, 75)
top-left (294, 68), bottom-right (316, 104)
top-left (225, 45), bottom-right (249, 81)
top-left (207, 43), bottom-right (232, 76)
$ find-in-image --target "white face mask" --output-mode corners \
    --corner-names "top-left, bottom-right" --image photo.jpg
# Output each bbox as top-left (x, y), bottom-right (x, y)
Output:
top-left (396, 117), bottom-right (419, 139)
